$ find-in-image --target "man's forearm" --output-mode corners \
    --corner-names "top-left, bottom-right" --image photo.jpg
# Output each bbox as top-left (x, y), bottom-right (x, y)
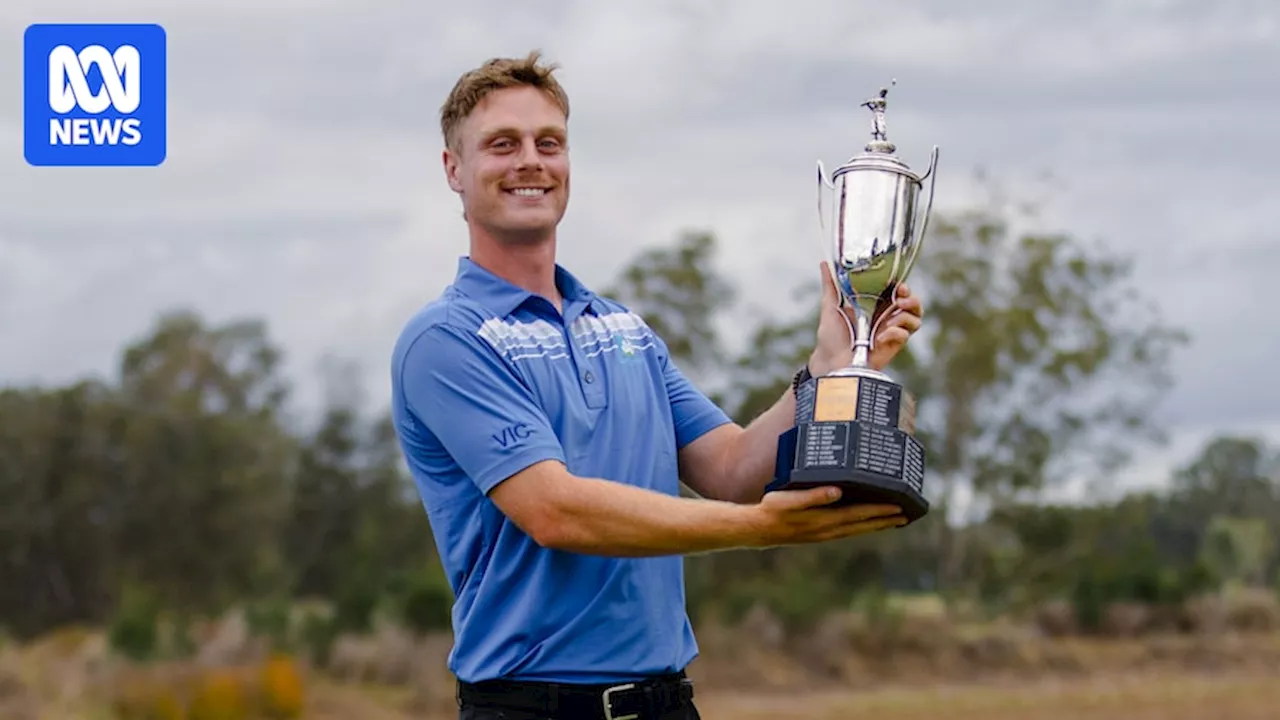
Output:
top-left (717, 387), bottom-right (799, 504)
top-left (532, 470), bottom-right (767, 557)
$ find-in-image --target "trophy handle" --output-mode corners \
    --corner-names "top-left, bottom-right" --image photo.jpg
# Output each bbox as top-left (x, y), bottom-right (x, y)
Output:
top-left (900, 145), bottom-right (939, 282)
top-left (816, 160), bottom-right (843, 302)
top-left (816, 159), bottom-right (835, 231)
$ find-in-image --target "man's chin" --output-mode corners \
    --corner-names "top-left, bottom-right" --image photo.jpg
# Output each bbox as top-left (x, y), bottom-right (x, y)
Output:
top-left (498, 211), bottom-right (563, 236)
top-left (492, 219), bottom-right (559, 244)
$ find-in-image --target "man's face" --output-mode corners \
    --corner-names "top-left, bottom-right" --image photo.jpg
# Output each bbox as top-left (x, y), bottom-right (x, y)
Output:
top-left (444, 86), bottom-right (570, 242)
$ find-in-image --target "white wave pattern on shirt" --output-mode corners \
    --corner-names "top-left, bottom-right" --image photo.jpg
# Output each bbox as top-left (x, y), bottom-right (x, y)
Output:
top-left (477, 312), bottom-right (657, 362)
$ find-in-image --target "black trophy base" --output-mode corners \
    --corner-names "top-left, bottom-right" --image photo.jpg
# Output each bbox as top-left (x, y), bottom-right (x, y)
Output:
top-left (769, 371), bottom-right (930, 524)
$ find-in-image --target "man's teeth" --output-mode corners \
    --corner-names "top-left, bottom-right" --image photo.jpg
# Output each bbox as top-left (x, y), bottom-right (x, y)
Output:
top-left (511, 188), bottom-right (545, 196)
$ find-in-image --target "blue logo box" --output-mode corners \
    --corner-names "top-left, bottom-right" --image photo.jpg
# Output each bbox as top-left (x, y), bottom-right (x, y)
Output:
top-left (24, 23), bottom-right (167, 167)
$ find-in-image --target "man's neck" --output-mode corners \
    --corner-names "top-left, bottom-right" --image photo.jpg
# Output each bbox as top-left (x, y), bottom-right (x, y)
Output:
top-left (469, 227), bottom-right (562, 312)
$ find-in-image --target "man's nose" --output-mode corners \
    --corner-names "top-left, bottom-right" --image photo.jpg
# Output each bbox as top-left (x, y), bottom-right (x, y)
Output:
top-left (514, 137), bottom-right (543, 169)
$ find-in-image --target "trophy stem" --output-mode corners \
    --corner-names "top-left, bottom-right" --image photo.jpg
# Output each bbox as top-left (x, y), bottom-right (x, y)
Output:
top-left (827, 304), bottom-right (891, 382)
top-left (850, 311), bottom-right (872, 368)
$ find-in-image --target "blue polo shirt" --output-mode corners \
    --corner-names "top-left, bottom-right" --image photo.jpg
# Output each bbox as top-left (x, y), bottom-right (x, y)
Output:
top-left (390, 257), bottom-right (731, 684)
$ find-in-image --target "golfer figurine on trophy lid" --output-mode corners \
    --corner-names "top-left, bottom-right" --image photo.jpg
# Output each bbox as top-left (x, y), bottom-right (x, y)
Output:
top-left (769, 79), bottom-right (939, 525)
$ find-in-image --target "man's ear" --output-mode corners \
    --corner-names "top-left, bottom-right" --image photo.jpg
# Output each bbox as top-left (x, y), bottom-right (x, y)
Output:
top-left (443, 148), bottom-right (463, 193)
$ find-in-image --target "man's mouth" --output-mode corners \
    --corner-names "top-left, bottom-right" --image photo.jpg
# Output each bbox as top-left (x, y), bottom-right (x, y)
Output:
top-left (506, 187), bottom-right (549, 197)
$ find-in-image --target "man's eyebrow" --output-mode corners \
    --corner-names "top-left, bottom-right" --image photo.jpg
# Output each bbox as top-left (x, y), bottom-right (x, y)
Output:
top-left (478, 126), bottom-right (567, 142)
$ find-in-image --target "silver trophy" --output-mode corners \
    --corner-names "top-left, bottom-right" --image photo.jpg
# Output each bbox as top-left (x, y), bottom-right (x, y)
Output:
top-left (770, 80), bottom-right (938, 524)
top-left (818, 79), bottom-right (938, 382)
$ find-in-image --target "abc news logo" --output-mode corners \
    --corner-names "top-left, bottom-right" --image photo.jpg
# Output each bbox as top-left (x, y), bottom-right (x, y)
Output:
top-left (24, 23), bottom-right (167, 167)
top-left (48, 44), bottom-right (143, 147)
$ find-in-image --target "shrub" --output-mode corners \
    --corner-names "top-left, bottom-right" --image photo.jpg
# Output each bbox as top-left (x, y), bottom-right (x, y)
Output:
top-left (1224, 587), bottom-right (1280, 632)
top-left (109, 668), bottom-right (188, 720)
top-left (332, 578), bottom-right (379, 635)
top-left (259, 654), bottom-right (305, 718)
top-left (721, 576), bottom-right (848, 636)
top-left (111, 687), bottom-right (185, 720)
top-left (297, 611), bottom-right (338, 669)
top-left (399, 568), bottom-right (453, 636)
top-left (109, 588), bottom-right (160, 662)
top-left (159, 612), bottom-right (199, 661)
top-left (244, 597), bottom-right (294, 653)
top-left (187, 669), bottom-right (248, 720)
top-left (1070, 567), bottom-right (1107, 633)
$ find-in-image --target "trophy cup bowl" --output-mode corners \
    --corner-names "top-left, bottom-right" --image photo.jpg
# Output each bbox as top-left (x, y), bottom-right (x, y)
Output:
top-left (768, 81), bottom-right (938, 524)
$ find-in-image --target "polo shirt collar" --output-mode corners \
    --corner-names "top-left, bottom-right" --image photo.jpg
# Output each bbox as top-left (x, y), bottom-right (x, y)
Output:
top-left (453, 256), bottom-right (599, 318)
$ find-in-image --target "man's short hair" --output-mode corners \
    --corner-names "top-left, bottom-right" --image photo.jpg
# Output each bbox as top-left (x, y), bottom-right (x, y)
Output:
top-left (439, 50), bottom-right (571, 153)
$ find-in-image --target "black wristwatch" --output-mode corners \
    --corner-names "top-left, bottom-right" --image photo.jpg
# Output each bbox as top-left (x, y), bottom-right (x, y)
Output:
top-left (791, 364), bottom-right (813, 395)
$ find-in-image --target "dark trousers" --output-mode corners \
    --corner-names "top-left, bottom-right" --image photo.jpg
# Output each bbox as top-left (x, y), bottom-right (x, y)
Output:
top-left (457, 671), bottom-right (701, 720)
top-left (459, 703), bottom-right (701, 720)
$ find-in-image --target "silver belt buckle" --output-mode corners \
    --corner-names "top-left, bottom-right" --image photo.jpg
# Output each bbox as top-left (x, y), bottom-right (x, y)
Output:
top-left (602, 682), bottom-right (639, 720)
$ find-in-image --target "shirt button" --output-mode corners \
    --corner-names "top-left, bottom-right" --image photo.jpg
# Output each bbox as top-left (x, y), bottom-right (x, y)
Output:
top-left (583, 370), bottom-right (595, 384)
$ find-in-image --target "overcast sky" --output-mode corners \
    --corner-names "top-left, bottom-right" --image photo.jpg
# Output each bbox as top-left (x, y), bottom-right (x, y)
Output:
top-left (2, 0), bottom-right (1278, 494)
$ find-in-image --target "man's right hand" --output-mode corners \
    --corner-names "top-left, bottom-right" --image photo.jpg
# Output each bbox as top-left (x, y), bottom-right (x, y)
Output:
top-left (748, 487), bottom-right (906, 547)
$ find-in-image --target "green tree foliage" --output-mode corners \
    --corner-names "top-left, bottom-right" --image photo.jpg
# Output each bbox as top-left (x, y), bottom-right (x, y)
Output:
top-left (396, 561), bottom-right (455, 636)
top-left (1200, 516), bottom-right (1273, 588)
top-left (0, 312), bottom-right (435, 640)
top-left (902, 209), bottom-right (1188, 499)
top-left (107, 584), bottom-right (160, 662)
top-left (600, 229), bottom-right (737, 393)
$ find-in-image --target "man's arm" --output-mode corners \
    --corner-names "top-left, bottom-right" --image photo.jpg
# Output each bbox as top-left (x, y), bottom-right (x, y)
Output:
top-left (488, 458), bottom-right (905, 556)
top-left (677, 388), bottom-right (796, 504)
top-left (491, 459), bottom-right (763, 555)
top-left (397, 323), bottom-right (904, 558)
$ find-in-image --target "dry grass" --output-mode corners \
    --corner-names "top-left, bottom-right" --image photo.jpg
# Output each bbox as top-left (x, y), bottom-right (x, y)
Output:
top-left (12, 600), bottom-right (1280, 720)
top-left (287, 672), bottom-right (1280, 719)
top-left (695, 673), bottom-right (1280, 720)
top-left (14, 662), bottom-right (1280, 719)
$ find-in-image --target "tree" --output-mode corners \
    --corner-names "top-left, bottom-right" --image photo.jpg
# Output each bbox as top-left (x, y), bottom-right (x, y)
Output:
top-left (884, 190), bottom-right (1189, 591)
top-left (285, 402), bottom-right (364, 600)
top-left (904, 209), bottom-right (1186, 498)
top-left (0, 381), bottom-right (124, 637)
top-left (0, 310), bottom-right (301, 637)
top-left (1163, 436), bottom-right (1280, 586)
top-left (1172, 436), bottom-right (1279, 518)
top-left (599, 230), bottom-right (737, 393)
top-left (1200, 515), bottom-right (1272, 588)
top-left (111, 310), bottom-right (297, 613)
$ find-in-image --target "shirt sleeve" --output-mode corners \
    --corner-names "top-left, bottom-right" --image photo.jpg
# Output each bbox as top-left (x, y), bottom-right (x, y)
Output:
top-left (656, 336), bottom-right (734, 449)
top-left (399, 323), bottom-right (567, 495)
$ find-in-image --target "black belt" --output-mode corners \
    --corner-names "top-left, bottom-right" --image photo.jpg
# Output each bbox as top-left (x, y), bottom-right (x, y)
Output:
top-left (457, 671), bottom-right (695, 720)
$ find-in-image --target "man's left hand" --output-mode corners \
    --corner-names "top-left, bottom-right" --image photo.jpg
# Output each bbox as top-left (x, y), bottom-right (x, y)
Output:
top-left (809, 261), bottom-right (924, 376)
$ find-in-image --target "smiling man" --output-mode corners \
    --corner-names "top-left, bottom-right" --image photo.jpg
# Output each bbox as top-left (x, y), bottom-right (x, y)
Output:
top-left (389, 50), bottom-right (924, 720)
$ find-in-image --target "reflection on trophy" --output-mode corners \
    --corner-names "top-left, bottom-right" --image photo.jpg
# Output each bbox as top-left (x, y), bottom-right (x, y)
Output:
top-left (769, 80), bottom-right (939, 524)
